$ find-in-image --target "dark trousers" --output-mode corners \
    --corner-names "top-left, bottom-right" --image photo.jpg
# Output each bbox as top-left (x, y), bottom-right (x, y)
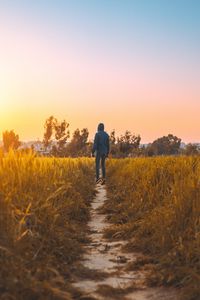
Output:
top-left (95, 153), bottom-right (106, 180)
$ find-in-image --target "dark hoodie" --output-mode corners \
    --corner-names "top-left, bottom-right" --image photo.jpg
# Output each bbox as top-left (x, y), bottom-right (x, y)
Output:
top-left (92, 123), bottom-right (110, 155)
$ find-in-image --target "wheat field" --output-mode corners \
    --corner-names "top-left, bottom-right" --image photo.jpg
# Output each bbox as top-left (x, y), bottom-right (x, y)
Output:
top-left (104, 156), bottom-right (200, 300)
top-left (1, 152), bottom-right (199, 299)
top-left (0, 150), bottom-right (95, 300)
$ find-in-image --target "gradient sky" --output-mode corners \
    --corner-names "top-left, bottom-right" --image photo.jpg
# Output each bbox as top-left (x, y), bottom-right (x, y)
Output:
top-left (0, 0), bottom-right (200, 142)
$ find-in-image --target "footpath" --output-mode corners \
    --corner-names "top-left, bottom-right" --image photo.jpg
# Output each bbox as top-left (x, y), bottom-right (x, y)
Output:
top-left (72, 184), bottom-right (178, 300)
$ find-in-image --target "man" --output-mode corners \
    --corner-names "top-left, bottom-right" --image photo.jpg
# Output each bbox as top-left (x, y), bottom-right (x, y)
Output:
top-left (92, 123), bottom-right (109, 184)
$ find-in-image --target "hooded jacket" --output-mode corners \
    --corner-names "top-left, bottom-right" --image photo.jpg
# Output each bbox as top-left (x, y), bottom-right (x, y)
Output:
top-left (92, 123), bottom-right (110, 155)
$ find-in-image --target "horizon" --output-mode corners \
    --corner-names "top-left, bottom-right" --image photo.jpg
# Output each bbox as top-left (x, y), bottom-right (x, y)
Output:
top-left (0, 133), bottom-right (199, 145)
top-left (0, 0), bottom-right (200, 143)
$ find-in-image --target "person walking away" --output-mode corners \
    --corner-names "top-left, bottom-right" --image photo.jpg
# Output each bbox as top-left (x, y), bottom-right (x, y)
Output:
top-left (92, 123), bottom-right (109, 184)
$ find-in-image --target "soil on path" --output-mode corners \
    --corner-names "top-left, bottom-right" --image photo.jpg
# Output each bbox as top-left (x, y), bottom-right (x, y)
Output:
top-left (72, 184), bottom-right (178, 300)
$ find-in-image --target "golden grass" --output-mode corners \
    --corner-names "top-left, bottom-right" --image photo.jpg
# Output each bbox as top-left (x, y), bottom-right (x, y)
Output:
top-left (104, 156), bottom-right (200, 300)
top-left (0, 150), bottom-right (95, 300)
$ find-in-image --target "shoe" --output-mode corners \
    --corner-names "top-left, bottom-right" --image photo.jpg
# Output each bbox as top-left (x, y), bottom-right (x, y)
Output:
top-left (101, 178), bottom-right (106, 185)
top-left (96, 178), bottom-right (102, 184)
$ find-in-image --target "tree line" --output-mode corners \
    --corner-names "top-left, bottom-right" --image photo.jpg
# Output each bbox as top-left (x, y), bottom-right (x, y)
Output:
top-left (1, 115), bottom-right (200, 157)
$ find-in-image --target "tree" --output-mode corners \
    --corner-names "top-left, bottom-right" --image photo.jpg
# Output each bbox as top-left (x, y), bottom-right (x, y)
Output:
top-left (54, 119), bottom-right (70, 155)
top-left (43, 116), bottom-right (70, 156)
top-left (144, 143), bottom-right (154, 157)
top-left (68, 128), bottom-right (89, 157)
top-left (149, 134), bottom-right (181, 156)
top-left (3, 130), bottom-right (21, 152)
top-left (110, 129), bottom-right (118, 156)
top-left (184, 143), bottom-right (200, 156)
top-left (110, 130), bottom-right (116, 145)
top-left (117, 131), bottom-right (141, 157)
top-left (43, 116), bottom-right (55, 149)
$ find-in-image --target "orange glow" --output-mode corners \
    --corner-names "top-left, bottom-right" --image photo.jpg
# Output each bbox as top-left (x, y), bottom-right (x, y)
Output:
top-left (0, 5), bottom-right (199, 143)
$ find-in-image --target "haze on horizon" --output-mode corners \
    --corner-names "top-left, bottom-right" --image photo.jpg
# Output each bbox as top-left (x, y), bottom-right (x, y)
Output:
top-left (0, 0), bottom-right (200, 143)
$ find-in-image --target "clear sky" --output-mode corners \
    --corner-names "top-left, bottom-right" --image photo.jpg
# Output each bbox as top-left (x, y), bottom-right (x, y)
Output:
top-left (0, 0), bottom-right (199, 142)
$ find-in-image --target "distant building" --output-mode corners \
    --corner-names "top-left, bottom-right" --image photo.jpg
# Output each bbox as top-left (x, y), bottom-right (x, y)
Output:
top-left (18, 140), bottom-right (51, 155)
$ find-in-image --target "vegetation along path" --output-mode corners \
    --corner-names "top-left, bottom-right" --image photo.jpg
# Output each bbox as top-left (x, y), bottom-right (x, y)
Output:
top-left (72, 183), bottom-right (178, 300)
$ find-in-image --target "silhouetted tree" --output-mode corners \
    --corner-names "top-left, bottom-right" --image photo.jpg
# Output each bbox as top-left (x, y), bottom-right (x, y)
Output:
top-left (85, 141), bottom-right (93, 157)
top-left (134, 145), bottom-right (146, 157)
top-left (184, 143), bottom-right (200, 156)
top-left (54, 119), bottom-right (70, 155)
top-left (149, 134), bottom-right (181, 156)
top-left (43, 116), bottom-right (55, 149)
top-left (43, 116), bottom-right (70, 156)
top-left (3, 130), bottom-right (21, 152)
top-left (143, 143), bottom-right (154, 156)
top-left (110, 129), bottom-right (118, 156)
top-left (110, 130), bottom-right (116, 145)
top-left (68, 128), bottom-right (89, 157)
top-left (117, 131), bottom-right (141, 157)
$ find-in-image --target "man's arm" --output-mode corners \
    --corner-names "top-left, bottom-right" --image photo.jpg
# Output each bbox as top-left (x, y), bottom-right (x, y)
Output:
top-left (106, 134), bottom-right (110, 156)
top-left (92, 133), bottom-right (98, 154)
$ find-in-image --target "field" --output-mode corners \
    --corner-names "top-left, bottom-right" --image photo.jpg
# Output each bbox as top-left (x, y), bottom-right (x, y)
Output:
top-left (0, 151), bottom-right (95, 300)
top-left (0, 153), bottom-right (199, 300)
top-left (104, 157), bottom-right (200, 300)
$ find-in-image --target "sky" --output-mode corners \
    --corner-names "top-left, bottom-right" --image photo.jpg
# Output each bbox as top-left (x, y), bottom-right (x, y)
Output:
top-left (0, 0), bottom-right (200, 143)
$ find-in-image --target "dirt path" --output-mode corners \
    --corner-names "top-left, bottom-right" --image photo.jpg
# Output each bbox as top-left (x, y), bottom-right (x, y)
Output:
top-left (72, 184), bottom-right (178, 300)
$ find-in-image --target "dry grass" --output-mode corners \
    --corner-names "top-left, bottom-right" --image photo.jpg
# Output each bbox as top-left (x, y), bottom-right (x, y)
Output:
top-left (0, 150), bottom-right (95, 300)
top-left (96, 284), bottom-right (136, 299)
top-left (104, 156), bottom-right (200, 300)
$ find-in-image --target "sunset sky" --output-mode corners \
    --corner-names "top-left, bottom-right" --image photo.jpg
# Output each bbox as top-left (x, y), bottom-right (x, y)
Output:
top-left (0, 0), bottom-right (199, 143)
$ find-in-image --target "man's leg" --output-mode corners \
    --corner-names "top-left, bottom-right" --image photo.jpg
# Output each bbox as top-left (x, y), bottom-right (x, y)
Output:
top-left (95, 153), bottom-right (101, 181)
top-left (101, 154), bottom-right (106, 179)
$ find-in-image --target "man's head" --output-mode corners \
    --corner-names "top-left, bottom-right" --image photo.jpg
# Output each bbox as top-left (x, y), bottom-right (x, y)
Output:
top-left (97, 123), bottom-right (104, 131)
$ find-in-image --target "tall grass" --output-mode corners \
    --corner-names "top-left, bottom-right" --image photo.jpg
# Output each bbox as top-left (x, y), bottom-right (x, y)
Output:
top-left (105, 157), bottom-right (200, 300)
top-left (0, 150), bottom-right (95, 300)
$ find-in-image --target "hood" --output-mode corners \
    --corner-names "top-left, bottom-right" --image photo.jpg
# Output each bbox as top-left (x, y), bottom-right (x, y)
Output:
top-left (97, 123), bottom-right (104, 131)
